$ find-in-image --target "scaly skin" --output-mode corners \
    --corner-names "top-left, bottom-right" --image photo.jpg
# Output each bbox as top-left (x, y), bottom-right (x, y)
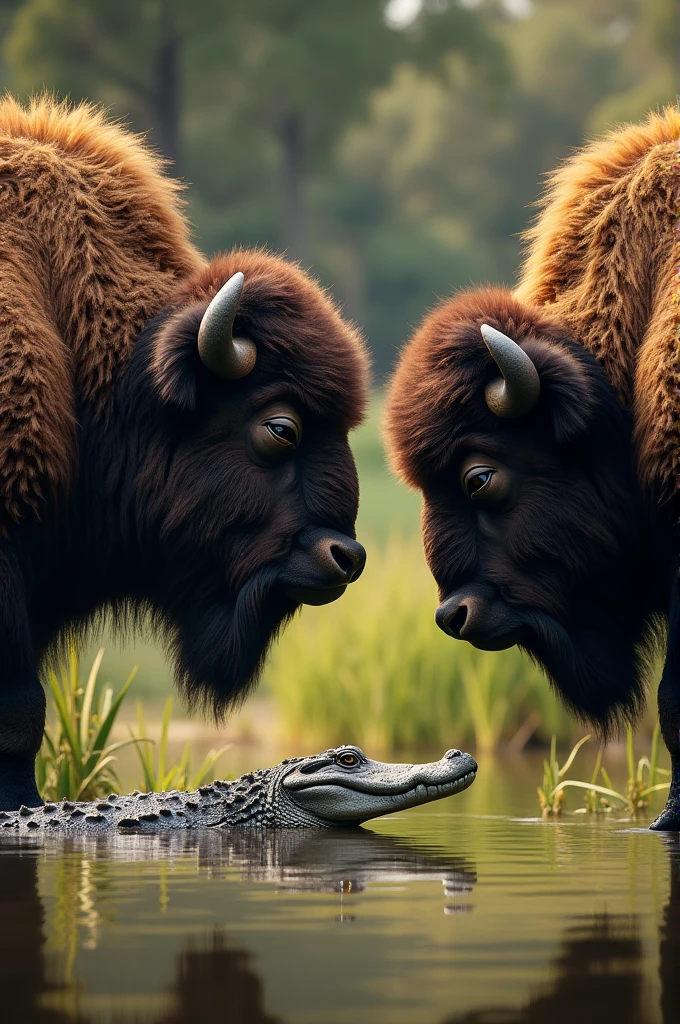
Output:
top-left (0, 746), bottom-right (477, 833)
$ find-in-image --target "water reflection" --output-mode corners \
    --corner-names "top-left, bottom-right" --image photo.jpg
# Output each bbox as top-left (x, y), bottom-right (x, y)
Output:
top-left (162, 929), bottom-right (282, 1024)
top-left (5, 823), bottom-right (680, 1023)
top-left (0, 829), bottom-right (477, 1022)
top-left (441, 913), bottom-right (644, 1024)
top-left (659, 834), bottom-right (680, 1024)
top-left (14, 827), bottom-right (477, 913)
top-left (0, 847), bottom-right (71, 1022)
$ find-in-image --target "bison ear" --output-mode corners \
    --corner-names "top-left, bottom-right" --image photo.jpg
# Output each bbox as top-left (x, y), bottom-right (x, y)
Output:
top-left (149, 306), bottom-right (206, 412)
top-left (521, 337), bottom-right (598, 445)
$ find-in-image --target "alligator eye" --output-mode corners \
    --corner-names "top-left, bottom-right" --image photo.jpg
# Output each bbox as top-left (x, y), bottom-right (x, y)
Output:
top-left (337, 752), bottom-right (360, 767)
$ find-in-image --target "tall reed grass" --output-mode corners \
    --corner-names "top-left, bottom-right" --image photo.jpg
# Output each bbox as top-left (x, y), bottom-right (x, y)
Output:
top-left (266, 535), bottom-right (573, 753)
top-left (38, 649), bottom-right (227, 801)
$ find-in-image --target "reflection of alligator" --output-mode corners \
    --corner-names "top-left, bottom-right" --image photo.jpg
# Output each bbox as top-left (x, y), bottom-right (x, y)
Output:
top-left (154, 828), bottom-right (476, 908)
top-left (0, 829), bottom-right (478, 1020)
top-left (0, 746), bottom-right (476, 833)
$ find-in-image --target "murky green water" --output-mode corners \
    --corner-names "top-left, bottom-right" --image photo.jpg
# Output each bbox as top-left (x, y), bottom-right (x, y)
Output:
top-left (1, 756), bottom-right (678, 1023)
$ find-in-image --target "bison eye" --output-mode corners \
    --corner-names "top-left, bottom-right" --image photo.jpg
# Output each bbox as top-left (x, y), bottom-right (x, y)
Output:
top-left (249, 405), bottom-right (302, 463)
top-left (265, 417), bottom-right (300, 448)
top-left (463, 467), bottom-right (494, 499)
top-left (459, 456), bottom-right (517, 510)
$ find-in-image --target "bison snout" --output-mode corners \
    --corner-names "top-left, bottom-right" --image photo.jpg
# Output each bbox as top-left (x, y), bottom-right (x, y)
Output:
top-left (279, 529), bottom-right (366, 606)
top-left (436, 587), bottom-right (525, 651)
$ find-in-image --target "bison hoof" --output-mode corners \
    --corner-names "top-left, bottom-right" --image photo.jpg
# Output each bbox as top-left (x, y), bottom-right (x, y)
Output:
top-left (649, 803), bottom-right (680, 831)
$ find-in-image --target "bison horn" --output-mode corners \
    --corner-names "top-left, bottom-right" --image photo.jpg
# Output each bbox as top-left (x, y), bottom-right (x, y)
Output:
top-left (197, 272), bottom-right (257, 379)
top-left (480, 324), bottom-right (540, 418)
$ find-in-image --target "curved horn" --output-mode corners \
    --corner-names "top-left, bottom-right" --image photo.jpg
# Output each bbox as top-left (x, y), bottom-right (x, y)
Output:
top-left (197, 272), bottom-right (257, 379)
top-left (480, 324), bottom-right (540, 418)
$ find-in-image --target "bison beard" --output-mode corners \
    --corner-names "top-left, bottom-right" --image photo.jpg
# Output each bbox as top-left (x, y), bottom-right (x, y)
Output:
top-left (168, 564), bottom-right (296, 717)
top-left (519, 609), bottom-right (662, 737)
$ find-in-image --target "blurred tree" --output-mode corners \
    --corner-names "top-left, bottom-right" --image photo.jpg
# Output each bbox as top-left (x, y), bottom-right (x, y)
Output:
top-left (5, 0), bottom-right (227, 173)
top-left (1, 0), bottom-right (675, 373)
top-left (333, 0), bottom-right (677, 371)
top-left (4, 0), bottom-right (505, 259)
top-left (200, 0), bottom-right (506, 260)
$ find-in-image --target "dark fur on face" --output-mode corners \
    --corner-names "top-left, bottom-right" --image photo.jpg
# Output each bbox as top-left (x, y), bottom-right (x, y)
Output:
top-left (387, 288), bottom-right (667, 735)
top-left (25, 251), bottom-right (369, 717)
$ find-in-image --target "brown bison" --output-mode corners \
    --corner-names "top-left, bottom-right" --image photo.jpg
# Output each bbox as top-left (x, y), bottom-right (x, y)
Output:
top-left (387, 107), bottom-right (680, 829)
top-left (0, 97), bottom-right (368, 810)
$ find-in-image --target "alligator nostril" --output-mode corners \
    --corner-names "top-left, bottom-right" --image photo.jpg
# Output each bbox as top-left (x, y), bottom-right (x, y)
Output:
top-left (449, 605), bottom-right (468, 636)
top-left (445, 749), bottom-right (462, 759)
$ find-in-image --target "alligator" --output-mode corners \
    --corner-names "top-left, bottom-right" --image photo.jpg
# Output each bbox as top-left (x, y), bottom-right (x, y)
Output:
top-left (0, 745), bottom-right (477, 833)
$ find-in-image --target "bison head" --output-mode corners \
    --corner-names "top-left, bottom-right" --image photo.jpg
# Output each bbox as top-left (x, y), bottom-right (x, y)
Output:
top-left (386, 288), bottom-right (667, 733)
top-left (113, 250), bottom-right (368, 715)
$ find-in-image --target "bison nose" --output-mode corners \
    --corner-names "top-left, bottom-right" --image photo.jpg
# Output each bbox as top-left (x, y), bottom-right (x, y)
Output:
top-left (311, 534), bottom-right (366, 585)
top-left (279, 529), bottom-right (366, 606)
top-left (435, 587), bottom-right (525, 651)
top-left (436, 593), bottom-right (487, 640)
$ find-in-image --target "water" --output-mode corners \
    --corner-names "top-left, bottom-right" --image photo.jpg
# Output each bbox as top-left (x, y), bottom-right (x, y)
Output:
top-left (1, 756), bottom-right (678, 1024)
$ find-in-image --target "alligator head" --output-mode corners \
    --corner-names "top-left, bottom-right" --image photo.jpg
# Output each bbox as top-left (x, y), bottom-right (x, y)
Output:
top-left (0, 746), bottom-right (477, 833)
top-left (279, 746), bottom-right (477, 826)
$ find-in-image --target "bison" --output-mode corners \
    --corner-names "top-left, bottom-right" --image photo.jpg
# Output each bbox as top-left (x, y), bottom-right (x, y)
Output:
top-left (0, 96), bottom-right (368, 811)
top-left (387, 107), bottom-right (680, 829)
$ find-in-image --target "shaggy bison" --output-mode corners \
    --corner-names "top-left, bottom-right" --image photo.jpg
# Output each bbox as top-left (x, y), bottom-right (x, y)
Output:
top-left (387, 107), bottom-right (680, 829)
top-left (0, 97), bottom-right (368, 810)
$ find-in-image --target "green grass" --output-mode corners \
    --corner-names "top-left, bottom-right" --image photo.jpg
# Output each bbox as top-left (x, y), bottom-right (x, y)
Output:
top-left (37, 648), bottom-right (143, 801)
top-left (537, 726), bottom-right (671, 818)
top-left (265, 533), bottom-right (573, 753)
top-left (537, 734), bottom-right (591, 817)
top-left (37, 650), bottom-right (228, 801)
top-left (351, 394), bottom-right (421, 541)
top-left (130, 697), bottom-right (229, 792)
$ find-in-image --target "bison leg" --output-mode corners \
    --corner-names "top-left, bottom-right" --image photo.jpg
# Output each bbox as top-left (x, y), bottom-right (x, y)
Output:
top-left (0, 552), bottom-right (44, 811)
top-left (651, 577), bottom-right (680, 831)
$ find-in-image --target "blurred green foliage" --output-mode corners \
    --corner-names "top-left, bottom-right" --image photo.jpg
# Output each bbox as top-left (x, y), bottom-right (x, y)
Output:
top-left (265, 532), bottom-right (575, 753)
top-left (0, 0), bottom-right (672, 374)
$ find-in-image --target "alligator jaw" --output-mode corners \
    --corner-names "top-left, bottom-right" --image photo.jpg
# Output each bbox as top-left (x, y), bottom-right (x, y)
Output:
top-left (286, 772), bottom-right (476, 825)
top-left (284, 753), bottom-right (477, 825)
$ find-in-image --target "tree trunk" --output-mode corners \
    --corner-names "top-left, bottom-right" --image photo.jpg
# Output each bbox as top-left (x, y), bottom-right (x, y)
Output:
top-left (153, 26), bottom-right (181, 175)
top-left (279, 111), bottom-right (306, 262)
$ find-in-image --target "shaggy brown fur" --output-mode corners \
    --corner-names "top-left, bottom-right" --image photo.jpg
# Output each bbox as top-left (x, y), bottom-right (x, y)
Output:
top-left (0, 94), bottom-right (371, 812)
top-left (386, 110), bottom-right (680, 738)
top-left (0, 94), bottom-right (204, 523)
top-left (390, 106), bottom-right (680, 504)
top-left (517, 105), bottom-right (680, 501)
top-left (154, 249), bottom-right (367, 431)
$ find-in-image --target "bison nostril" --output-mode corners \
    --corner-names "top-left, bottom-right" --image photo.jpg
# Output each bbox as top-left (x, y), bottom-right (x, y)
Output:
top-left (449, 604), bottom-right (468, 636)
top-left (330, 544), bottom-right (355, 576)
top-left (329, 540), bottom-right (365, 583)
